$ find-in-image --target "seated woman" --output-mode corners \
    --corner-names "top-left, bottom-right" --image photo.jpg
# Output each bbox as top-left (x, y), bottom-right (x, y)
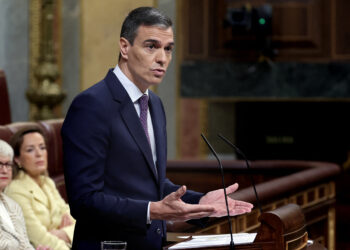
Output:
top-left (0, 139), bottom-right (50, 250)
top-left (5, 127), bottom-right (75, 250)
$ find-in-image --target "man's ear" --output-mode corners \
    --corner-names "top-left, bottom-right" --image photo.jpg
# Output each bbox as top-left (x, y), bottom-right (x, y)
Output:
top-left (119, 37), bottom-right (130, 60)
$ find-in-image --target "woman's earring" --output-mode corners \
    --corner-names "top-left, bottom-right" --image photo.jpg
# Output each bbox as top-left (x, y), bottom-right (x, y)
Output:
top-left (15, 161), bottom-right (22, 168)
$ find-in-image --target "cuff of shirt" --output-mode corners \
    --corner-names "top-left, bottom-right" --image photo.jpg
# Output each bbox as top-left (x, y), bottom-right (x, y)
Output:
top-left (147, 202), bottom-right (152, 224)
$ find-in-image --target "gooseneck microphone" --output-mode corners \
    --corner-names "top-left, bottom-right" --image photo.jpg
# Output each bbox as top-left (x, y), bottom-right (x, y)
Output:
top-left (217, 133), bottom-right (263, 214)
top-left (201, 133), bottom-right (235, 250)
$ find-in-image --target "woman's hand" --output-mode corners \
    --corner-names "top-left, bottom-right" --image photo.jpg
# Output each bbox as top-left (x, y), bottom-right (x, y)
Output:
top-left (58, 213), bottom-right (73, 229)
top-left (49, 229), bottom-right (70, 244)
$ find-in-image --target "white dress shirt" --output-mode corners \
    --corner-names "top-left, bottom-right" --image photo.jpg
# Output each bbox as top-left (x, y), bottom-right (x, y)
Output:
top-left (113, 65), bottom-right (157, 224)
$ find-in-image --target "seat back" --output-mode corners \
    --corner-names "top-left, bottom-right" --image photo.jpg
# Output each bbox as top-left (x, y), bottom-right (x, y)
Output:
top-left (0, 119), bottom-right (67, 201)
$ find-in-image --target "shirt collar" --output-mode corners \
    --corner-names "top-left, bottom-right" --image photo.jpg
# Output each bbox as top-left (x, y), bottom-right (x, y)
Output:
top-left (113, 64), bottom-right (149, 103)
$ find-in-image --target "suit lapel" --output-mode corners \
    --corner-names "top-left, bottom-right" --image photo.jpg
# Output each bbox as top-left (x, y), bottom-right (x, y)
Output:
top-left (120, 102), bottom-right (158, 180)
top-left (105, 70), bottom-right (158, 181)
top-left (20, 173), bottom-right (49, 207)
top-left (149, 92), bottom-right (165, 181)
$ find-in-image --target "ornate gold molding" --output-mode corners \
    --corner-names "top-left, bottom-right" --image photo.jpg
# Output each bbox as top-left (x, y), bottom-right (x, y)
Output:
top-left (29, 0), bottom-right (65, 120)
top-left (29, 0), bottom-right (41, 120)
top-left (328, 206), bottom-right (335, 250)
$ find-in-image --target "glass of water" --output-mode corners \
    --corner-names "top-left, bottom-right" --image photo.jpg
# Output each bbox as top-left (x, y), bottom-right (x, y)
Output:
top-left (101, 241), bottom-right (127, 250)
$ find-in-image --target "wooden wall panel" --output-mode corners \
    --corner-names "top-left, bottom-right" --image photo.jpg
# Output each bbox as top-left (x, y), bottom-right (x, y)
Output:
top-left (272, 0), bottom-right (331, 60)
top-left (333, 0), bottom-right (350, 59)
top-left (272, 5), bottom-right (308, 38)
top-left (208, 0), bottom-right (260, 59)
top-left (179, 99), bottom-right (207, 158)
top-left (181, 0), bottom-right (208, 59)
top-left (180, 0), bottom-right (339, 61)
top-left (188, 0), bottom-right (204, 55)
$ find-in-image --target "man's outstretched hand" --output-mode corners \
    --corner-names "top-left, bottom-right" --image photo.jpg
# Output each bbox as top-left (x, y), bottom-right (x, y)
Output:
top-left (150, 183), bottom-right (253, 221)
top-left (199, 183), bottom-right (253, 217)
top-left (150, 185), bottom-right (215, 221)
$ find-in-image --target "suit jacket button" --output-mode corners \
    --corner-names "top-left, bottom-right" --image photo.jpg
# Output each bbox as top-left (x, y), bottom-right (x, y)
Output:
top-left (156, 228), bottom-right (161, 235)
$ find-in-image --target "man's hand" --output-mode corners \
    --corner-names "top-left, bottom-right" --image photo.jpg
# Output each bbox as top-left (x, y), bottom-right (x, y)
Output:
top-left (199, 183), bottom-right (253, 217)
top-left (150, 185), bottom-right (215, 221)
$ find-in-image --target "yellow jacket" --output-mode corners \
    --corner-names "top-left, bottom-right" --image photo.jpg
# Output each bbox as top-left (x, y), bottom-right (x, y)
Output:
top-left (5, 171), bottom-right (75, 250)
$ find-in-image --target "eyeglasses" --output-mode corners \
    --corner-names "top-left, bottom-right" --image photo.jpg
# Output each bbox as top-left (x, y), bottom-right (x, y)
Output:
top-left (0, 162), bottom-right (13, 170)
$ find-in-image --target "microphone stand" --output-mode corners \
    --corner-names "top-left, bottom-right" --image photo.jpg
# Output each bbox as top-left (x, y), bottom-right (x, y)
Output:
top-left (218, 133), bottom-right (263, 214)
top-left (201, 134), bottom-right (235, 250)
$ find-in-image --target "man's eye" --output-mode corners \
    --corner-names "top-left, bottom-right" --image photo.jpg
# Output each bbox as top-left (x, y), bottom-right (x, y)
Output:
top-left (147, 44), bottom-right (155, 49)
top-left (165, 46), bottom-right (173, 53)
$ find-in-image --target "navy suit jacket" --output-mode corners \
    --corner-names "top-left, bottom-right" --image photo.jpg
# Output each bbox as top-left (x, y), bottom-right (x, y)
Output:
top-left (61, 70), bottom-right (204, 250)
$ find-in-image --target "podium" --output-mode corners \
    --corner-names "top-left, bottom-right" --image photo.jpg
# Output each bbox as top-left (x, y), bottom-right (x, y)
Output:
top-left (253, 203), bottom-right (308, 250)
top-left (166, 204), bottom-right (324, 250)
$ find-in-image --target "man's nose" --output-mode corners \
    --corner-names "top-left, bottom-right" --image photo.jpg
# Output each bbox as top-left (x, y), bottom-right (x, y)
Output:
top-left (155, 49), bottom-right (167, 65)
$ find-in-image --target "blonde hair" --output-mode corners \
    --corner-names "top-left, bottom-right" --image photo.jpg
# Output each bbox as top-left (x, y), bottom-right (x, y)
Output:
top-left (0, 139), bottom-right (14, 159)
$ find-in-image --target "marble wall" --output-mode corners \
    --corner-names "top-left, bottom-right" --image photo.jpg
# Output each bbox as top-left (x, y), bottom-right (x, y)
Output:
top-left (0, 0), bottom-right (29, 122)
top-left (61, 0), bottom-right (80, 114)
top-left (80, 0), bottom-right (155, 90)
top-left (181, 61), bottom-right (350, 98)
top-left (157, 0), bottom-right (177, 159)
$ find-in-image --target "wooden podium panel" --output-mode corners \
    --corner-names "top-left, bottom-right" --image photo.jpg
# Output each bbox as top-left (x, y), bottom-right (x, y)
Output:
top-left (254, 204), bottom-right (307, 250)
top-left (166, 204), bottom-right (326, 250)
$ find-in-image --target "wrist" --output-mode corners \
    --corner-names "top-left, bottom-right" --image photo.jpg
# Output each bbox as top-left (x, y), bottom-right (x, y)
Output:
top-left (150, 201), bottom-right (161, 220)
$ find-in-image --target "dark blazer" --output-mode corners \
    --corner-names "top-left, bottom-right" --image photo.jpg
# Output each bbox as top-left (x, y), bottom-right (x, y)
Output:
top-left (61, 70), bottom-right (203, 250)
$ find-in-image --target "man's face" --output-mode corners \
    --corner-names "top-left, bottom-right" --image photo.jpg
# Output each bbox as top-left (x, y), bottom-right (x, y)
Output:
top-left (120, 25), bottom-right (174, 92)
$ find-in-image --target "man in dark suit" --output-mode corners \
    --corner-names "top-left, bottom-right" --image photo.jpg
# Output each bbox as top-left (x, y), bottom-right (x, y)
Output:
top-left (61, 7), bottom-right (253, 250)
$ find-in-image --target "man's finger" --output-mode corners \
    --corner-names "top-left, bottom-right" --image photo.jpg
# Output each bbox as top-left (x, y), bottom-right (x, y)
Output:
top-left (173, 185), bottom-right (187, 200)
top-left (232, 200), bottom-right (254, 209)
top-left (225, 183), bottom-right (239, 194)
top-left (183, 211), bottom-right (214, 220)
top-left (176, 205), bottom-right (216, 221)
top-left (230, 204), bottom-right (252, 212)
top-left (183, 203), bottom-right (215, 215)
top-left (229, 208), bottom-right (251, 215)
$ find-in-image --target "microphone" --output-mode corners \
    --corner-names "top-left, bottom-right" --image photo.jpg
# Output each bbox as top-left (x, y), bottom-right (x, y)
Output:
top-left (217, 133), bottom-right (263, 214)
top-left (201, 133), bottom-right (235, 250)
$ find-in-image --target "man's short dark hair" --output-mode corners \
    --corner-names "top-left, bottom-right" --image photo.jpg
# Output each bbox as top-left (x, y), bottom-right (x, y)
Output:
top-left (120, 7), bottom-right (172, 45)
